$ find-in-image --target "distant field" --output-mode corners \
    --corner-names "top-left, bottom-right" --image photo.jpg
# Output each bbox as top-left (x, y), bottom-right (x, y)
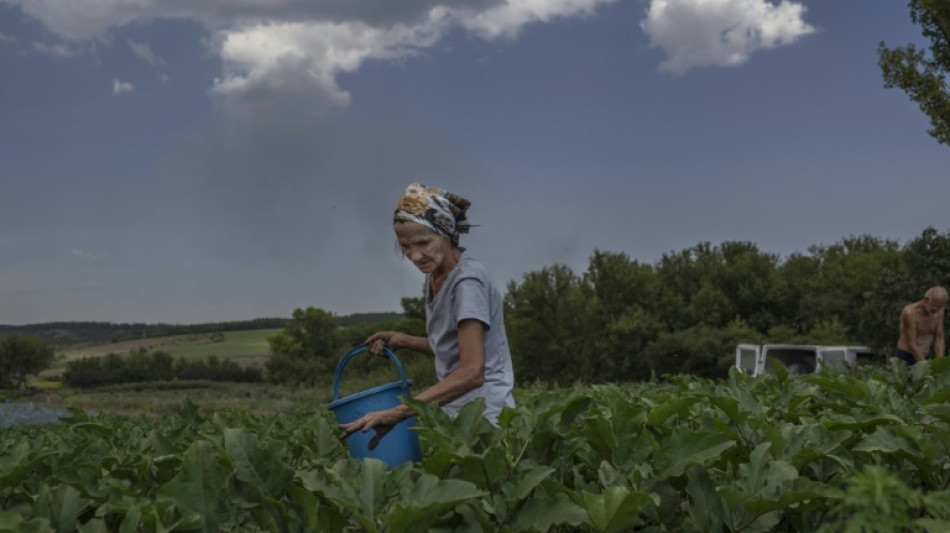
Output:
top-left (54, 328), bottom-right (279, 367)
top-left (156, 329), bottom-right (279, 360)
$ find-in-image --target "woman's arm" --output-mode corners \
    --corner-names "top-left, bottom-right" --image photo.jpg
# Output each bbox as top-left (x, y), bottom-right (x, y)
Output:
top-left (365, 331), bottom-right (434, 357)
top-left (412, 318), bottom-right (486, 406)
top-left (341, 319), bottom-right (487, 447)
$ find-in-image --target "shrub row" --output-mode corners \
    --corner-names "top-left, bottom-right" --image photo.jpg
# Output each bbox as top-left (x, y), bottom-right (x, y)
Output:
top-left (63, 350), bottom-right (262, 388)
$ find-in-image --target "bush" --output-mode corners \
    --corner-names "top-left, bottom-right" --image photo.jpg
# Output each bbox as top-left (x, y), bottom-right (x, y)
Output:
top-left (0, 334), bottom-right (55, 389)
top-left (63, 351), bottom-right (263, 389)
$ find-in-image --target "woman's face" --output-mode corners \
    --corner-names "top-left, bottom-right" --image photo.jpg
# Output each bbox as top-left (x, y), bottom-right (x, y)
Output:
top-left (394, 221), bottom-right (452, 275)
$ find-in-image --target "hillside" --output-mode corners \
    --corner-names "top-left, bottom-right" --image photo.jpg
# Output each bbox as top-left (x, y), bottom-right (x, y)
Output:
top-left (0, 312), bottom-right (403, 347)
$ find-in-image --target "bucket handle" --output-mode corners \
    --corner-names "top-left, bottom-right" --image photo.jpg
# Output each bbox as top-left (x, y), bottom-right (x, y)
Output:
top-left (332, 344), bottom-right (411, 402)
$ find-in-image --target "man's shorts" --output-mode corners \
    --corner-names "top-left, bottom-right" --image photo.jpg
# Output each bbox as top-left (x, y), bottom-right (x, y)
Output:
top-left (894, 348), bottom-right (917, 366)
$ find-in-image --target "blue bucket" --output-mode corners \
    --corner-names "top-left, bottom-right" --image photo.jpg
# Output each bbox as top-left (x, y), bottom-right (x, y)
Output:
top-left (327, 345), bottom-right (422, 468)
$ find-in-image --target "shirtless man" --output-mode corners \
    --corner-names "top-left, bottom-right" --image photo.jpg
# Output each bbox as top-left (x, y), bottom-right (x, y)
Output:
top-left (895, 286), bottom-right (947, 365)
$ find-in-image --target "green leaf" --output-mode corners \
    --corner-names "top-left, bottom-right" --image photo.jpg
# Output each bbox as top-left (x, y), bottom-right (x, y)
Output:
top-left (685, 467), bottom-right (723, 532)
top-left (76, 517), bottom-right (108, 533)
top-left (32, 484), bottom-right (90, 533)
top-left (891, 424), bottom-right (937, 460)
top-left (297, 465), bottom-right (361, 514)
top-left (559, 396), bottom-right (592, 430)
top-left (509, 465), bottom-right (555, 501)
top-left (157, 440), bottom-right (232, 532)
top-left (53, 486), bottom-right (86, 533)
top-left (248, 505), bottom-right (281, 532)
top-left (743, 477), bottom-right (841, 516)
top-left (0, 510), bottom-right (52, 533)
top-left (710, 395), bottom-right (746, 425)
top-left (0, 453), bottom-right (52, 491)
top-left (382, 474), bottom-right (485, 533)
top-left (287, 485), bottom-right (321, 533)
top-left (117, 504), bottom-right (141, 533)
top-left (223, 428), bottom-right (294, 499)
top-left (822, 412), bottom-right (903, 432)
top-left (355, 458), bottom-right (388, 528)
top-left (853, 427), bottom-right (918, 457)
top-left (584, 413), bottom-right (618, 460)
top-left (647, 396), bottom-right (695, 426)
top-left (511, 491), bottom-right (588, 532)
top-left (573, 486), bottom-right (652, 533)
top-left (652, 429), bottom-right (735, 478)
top-left (804, 374), bottom-right (870, 402)
top-left (71, 422), bottom-right (115, 439)
top-left (735, 443), bottom-right (797, 498)
top-left (916, 518), bottom-right (950, 533)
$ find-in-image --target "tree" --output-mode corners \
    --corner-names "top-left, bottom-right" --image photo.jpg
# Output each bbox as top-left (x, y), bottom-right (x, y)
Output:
top-left (583, 250), bottom-right (662, 381)
top-left (266, 307), bottom-right (341, 385)
top-left (0, 334), bottom-right (55, 389)
top-left (504, 264), bottom-right (594, 384)
top-left (654, 241), bottom-right (778, 332)
top-left (878, 0), bottom-right (950, 145)
top-left (795, 236), bottom-right (900, 337)
top-left (400, 297), bottom-right (426, 322)
top-left (644, 319), bottom-right (760, 379)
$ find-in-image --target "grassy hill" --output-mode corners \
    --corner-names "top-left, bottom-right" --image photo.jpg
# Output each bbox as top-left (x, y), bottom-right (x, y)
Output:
top-left (7, 312), bottom-right (405, 380)
top-left (1, 312), bottom-right (402, 348)
top-left (41, 329), bottom-right (281, 379)
top-left (34, 311), bottom-right (404, 374)
top-left (0, 319), bottom-right (287, 347)
top-left (55, 329), bottom-right (280, 363)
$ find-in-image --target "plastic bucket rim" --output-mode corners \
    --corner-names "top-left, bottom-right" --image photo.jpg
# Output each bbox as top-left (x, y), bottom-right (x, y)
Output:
top-left (327, 379), bottom-right (414, 411)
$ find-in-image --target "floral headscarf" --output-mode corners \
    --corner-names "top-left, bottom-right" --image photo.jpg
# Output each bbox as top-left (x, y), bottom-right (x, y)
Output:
top-left (394, 183), bottom-right (471, 247)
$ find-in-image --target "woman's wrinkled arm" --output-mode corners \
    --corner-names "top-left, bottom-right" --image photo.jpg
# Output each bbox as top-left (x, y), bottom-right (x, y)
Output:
top-left (364, 331), bottom-right (434, 357)
top-left (340, 320), bottom-right (486, 447)
top-left (412, 319), bottom-right (486, 406)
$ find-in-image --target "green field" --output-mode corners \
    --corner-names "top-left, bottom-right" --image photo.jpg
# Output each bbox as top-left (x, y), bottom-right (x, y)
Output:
top-left (30, 381), bottom-right (328, 417)
top-left (155, 329), bottom-right (279, 361)
top-left (5, 361), bottom-right (950, 531)
top-left (41, 328), bottom-right (280, 380)
top-left (56, 328), bottom-right (279, 362)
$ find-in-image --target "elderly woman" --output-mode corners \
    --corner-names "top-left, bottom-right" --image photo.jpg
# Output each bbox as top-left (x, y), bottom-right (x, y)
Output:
top-left (340, 183), bottom-right (515, 448)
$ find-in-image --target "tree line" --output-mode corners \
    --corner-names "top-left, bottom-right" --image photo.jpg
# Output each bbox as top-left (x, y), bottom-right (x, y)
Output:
top-left (0, 318), bottom-right (288, 347)
top-left (3, 228), bottom-right (947, 390)
top-left (503, 227), bottom-right (950, 383)
top-left (262, 227), bottom-right (950, 387)
top-left (62, 350), bottom-right (263, 389)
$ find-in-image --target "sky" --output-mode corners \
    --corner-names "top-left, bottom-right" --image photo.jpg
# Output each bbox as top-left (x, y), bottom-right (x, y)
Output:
top-left (1, 0), bottom-right (948, 325)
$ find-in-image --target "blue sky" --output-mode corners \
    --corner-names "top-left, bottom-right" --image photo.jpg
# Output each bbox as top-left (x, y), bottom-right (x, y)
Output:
top-left (1, 0), bottom-right (947, 324)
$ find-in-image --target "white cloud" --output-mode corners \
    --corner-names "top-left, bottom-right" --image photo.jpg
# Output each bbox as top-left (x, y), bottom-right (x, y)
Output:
top-left (210, 17), bottom-right (448, 119)
top-left (457, 0), bottom-right (616, 40)
top-left (6, 0), bottom-right (818, 110)
top-left (5, 0), bottom-right (501, 41)
top-left (4, 0), bottom-right (615, 117)
top-left (210, 0), bottom-right (619, 117)
top-left (33, 41), bottom-right (79, 57)
top-left (70, 248), bottom-right (100, 260)
top-left (641, 0), bottom-right (815, 74)
top-left (0, 31), bottom-right (15, 43)
top-left (113, 78), bottom-right (135, 95)
top-left (128, 38), bottom-right (165, 66)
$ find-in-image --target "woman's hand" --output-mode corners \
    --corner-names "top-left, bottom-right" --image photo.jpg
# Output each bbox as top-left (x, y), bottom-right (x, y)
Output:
top-left (364, 331), bottom-right (409, 356)
top-left (338, 406), bottom-right (410, 450)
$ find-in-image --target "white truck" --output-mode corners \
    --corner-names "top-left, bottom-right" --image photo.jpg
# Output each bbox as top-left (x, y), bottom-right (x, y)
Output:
top-left (735, 344), bottom-right (875, 377)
